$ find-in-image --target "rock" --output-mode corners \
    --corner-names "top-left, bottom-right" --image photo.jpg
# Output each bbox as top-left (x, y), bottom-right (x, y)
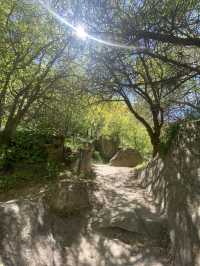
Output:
top-left (0, 198), bottom-right (54, 266)
top-left (0, 196), bottom-right (167, 266)
top-left (139, 120), bottom-right (200, 266)
top-left (92, 164), bottom-right (167, 240)
top-left (0, 175), bottom-right (92, 266)
top-left (0, 163), bottom-right (169, 266)
top-left (95, 136), bottom-right (119, 161)
top-left (46, 179), bottom-right (90, 215)
top-left (95, 208), bottom-right (167, 240)
top-left (45, 135), bottom-right (65, 162)
top-left (77, 143), bottom-right (94, 176)
top-left (110, 148), bottom-right (143, 167)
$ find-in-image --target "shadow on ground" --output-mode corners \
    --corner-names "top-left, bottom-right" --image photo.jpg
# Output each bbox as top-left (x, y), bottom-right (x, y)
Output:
top-left (0, 164), bottom-right (170, 266)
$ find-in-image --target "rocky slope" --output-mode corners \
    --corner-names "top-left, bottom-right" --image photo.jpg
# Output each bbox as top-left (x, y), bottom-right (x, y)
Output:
top-left (0, 164), bottom-right (169, 266)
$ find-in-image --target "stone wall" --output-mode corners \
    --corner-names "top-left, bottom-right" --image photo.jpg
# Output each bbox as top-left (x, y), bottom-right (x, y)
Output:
top-left (140, 120), bottom-right (200, 266)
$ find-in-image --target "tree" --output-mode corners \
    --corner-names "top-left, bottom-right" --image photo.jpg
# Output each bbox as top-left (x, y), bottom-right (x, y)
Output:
top-left (122, 0), bottom-right (200, 48)
top-left (87, 101), bottom-right (152, 156)
top-left (0, 0), bottom-right (77, 145)
top-left (86, 0), bottom-right (200, 74)
top-left (88, 47), bottom-right (195, 156)
top-left (26, 77), bottom-right (92, 138)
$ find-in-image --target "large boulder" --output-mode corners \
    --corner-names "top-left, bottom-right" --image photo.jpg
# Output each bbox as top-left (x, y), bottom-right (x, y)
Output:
top-left (0, 176), bottom-right (93, 266)
top-left (110, 148), bottom-right (143, 167)
top-left (46, 179), bottom-right (91, 215)
top-left (95, 209), bottom-right (167, 240)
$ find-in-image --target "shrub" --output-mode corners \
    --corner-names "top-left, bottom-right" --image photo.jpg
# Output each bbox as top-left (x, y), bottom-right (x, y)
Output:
top-left (92, 150), bottom-right (103, 162)
top-left (0, 130), bottom-right (54, 169)
top-left (160, 122), bottom-right (180, 156)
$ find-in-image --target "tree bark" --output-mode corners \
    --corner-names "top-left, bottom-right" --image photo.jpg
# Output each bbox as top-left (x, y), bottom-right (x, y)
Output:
top-left (0, 122), bottom-right (17, 146)
top-left (150, 133), bottom-right (161, 157)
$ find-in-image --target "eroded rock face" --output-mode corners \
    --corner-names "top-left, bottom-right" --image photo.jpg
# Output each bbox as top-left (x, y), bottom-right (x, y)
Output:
top-left (110, 148), bottom-right (143, 167)
top-left (46, 179), bottom-right (91, 215)
top-left (140, 121), bottom-right (200, 266)
top-left (0, 198), bottom-right (91, 266)
top-left (0, 199), bottom-right (55, 266)
top-left (95, 209), bottom-right (167, 240)
top-left (0, 165), bottom-right (169, 266)
top-left (0, 178), bottom-right (92, 266)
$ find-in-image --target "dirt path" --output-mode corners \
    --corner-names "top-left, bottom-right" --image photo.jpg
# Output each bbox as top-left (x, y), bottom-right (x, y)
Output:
top-left (62, 164), bottom-right (169, 266)
top-left (93, 164), bottom-right (157, 213)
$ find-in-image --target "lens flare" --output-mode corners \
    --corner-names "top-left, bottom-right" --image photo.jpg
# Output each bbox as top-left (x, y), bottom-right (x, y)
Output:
top-left (38, 0), bottom-right (147, 51)
top-left (75, 25), bottom-right (88, 40)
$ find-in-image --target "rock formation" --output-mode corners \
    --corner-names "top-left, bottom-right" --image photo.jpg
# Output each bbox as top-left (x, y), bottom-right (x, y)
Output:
top-left (110, 148), bottom-right (143, 167)
top-left (140, 120), bottom-right (200, 266)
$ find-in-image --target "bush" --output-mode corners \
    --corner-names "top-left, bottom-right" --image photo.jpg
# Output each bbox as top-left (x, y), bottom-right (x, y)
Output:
top-left (46, 160), bottom-right (60, 177)
top-left (92, 150), bottom-right (103, 162)
top-left (0, 130), bottom-right (54, 168)
top-left (0, 164), bottom-right (55, 192)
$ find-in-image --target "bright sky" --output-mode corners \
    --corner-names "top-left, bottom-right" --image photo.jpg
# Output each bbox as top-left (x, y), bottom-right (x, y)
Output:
top-left (75, 25), bottom-right (88, 40)
top-left (38, 0), bottom-right (144, 50)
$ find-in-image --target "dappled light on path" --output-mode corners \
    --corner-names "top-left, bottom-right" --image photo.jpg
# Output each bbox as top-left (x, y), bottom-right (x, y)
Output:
top-left (0, 164), bottom-right (169, 266)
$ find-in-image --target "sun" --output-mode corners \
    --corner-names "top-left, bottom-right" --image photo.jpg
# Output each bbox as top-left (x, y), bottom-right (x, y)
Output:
top-left (75, 25), bottom-right (87, 40)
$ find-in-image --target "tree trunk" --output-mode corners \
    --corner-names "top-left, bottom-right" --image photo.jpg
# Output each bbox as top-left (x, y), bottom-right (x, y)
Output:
top-left (150, 133), bottom-right (161, 157)
top-left (0, 120), bottom-right (17, 146)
